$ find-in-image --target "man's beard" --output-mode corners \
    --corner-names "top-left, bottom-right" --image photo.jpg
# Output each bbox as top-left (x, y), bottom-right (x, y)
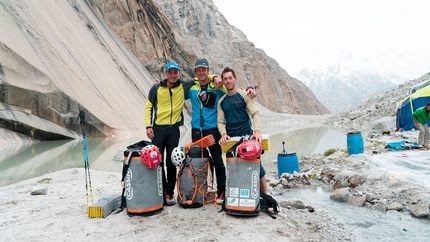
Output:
top-left (168, 79), bottom-right (177, 85)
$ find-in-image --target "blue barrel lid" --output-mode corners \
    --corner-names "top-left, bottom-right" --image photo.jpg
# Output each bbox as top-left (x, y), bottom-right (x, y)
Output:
top-left (347, 131), bottom-right (361, 135)
top-left (278, 152), bottom-right (296, 157)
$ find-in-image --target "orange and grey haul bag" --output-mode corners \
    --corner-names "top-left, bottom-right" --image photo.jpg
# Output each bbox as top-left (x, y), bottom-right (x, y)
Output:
top-left (176, 146), bottom-right (216, 208)
top-left (224, 156), bottom-right (260, 216)
top-left (121, 140), bottom-right (163, 216)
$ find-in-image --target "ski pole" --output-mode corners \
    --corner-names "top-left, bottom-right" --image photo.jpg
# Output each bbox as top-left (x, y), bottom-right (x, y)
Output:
top-left (78, 110), bottom-right (94, 207)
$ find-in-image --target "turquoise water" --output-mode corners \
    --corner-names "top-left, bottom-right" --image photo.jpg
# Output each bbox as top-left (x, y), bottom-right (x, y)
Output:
top-left (1, 126), bottom-right (347, 187)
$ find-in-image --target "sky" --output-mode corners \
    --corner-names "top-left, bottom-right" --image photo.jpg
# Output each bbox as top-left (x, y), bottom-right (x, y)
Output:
top-left (212, 0), bottom-right (430, 79)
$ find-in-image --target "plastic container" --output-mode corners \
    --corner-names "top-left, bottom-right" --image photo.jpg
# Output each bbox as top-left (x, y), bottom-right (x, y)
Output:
top-left (277, 152), bottom-right (299, 178)
top-left (347, 131), bottom-right (364, 155)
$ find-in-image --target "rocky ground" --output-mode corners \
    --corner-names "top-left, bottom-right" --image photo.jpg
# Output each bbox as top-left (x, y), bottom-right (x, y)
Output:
top-left (269, 132), bottom-right (430, 219)
top-left (265, 72), bottom-right (430, 223)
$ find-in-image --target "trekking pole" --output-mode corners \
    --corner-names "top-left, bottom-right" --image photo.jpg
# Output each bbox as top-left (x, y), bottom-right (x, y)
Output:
top-left (77, 110), bottom-right (94, 207)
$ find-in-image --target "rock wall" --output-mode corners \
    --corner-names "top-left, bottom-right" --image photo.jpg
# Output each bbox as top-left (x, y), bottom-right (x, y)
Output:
top-left (99, 0), bottom-right (329, 114)
top-left (0, 0), bottom-right (328, 143)
top-left (0, 0), bottom-right (158, 141)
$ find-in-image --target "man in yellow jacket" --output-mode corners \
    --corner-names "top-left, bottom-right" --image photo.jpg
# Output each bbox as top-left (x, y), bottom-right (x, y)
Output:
top-left (145, 62), bottom-right (194, 206)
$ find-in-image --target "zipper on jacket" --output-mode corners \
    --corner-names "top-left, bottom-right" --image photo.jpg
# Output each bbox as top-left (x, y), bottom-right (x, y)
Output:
top-left (169, 88), bottom-right (173, 129)
top-left (197, 85), bottom-right (204, 130)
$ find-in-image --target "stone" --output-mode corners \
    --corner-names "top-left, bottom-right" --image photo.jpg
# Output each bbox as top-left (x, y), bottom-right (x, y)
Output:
top-left (330, 187), bottom-right (350, 202)
top-left (274, 184), bottom-right (284, 192)
top-left (370, 201), bottom-right (387, 212)
top-left (31, 185), bottom-right (48, 195)
top-left (349, 175), bottom-right (364, 188)
top-left (332, 180), bottom-right (342, 190)
top-left (347, 196), bottom-right (367, 206)
top-left (410, 204), bottom-right (430, 218)
top-left (279, 199), bottom-right (306, 209)
top-left (370, 117), bottom-right (396, 130)
top-left (387, 202), bottom-right (404, 211)
top-left (347, 111), bottom-right (362, 120)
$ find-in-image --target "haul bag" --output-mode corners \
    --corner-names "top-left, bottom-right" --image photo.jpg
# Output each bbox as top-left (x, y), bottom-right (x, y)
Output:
top-left (121, 140), bottom-right (163, 216)
top-left (176, 146), bottom-right (215, 208)
top-left (225, 157), bottom-right (260, 216)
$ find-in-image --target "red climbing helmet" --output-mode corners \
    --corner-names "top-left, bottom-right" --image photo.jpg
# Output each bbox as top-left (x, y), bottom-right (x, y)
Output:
top-left (140, 145), bottom-right (161, 169)
top-left (237, 139), bottom-right (262, 159)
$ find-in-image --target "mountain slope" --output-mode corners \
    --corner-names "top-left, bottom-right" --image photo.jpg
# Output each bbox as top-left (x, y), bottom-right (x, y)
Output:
top-left (0, 0), bottom-right (328, 143)
top-left (97, 0), bottom-right (329, 115)
top-left (326, 72), bottom-right (430, 129)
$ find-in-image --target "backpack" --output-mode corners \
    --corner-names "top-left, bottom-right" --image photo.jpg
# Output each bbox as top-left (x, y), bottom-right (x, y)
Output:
top-left (259, 193), bottom-right (280, 219)
top-left (220, 192), bottom-right (280, 219)
top-left (176, 146), bottom-right (216, 208)
top-left (117, 140), bottom-right (164, 217)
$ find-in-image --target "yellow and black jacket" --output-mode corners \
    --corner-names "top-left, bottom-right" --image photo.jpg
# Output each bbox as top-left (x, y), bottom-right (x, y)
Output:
top-left (145, 79), bottom-right (193, 130)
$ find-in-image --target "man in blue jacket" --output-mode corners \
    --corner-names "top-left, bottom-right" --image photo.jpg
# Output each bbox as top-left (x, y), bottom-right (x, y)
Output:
top-left (186, 58), bottom-right (256, 203)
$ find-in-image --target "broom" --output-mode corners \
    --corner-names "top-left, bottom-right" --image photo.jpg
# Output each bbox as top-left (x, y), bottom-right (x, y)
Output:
top-left (88, 194), bottom-right (122, 218)
top-left (184, 134), bottom-right (216, 153)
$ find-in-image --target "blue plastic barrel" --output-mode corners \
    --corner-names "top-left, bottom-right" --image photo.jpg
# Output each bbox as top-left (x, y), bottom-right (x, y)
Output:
top-left (347, 131), bottom-right (364, 155)
top-left (277, 152), bottom-right (300, 178)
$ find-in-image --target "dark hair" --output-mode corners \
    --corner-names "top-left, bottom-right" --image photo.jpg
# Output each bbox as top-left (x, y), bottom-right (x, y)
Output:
top-left (427, 101), bottom-right (430, 107)
top-left (221, 67), bottom-right (236, 80)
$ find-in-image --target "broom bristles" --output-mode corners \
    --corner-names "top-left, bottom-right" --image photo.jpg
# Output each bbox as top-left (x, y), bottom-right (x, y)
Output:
top-left (184, 134), bottom-right (216, 153)
top-left (88, 194), bottom-right (121, 218)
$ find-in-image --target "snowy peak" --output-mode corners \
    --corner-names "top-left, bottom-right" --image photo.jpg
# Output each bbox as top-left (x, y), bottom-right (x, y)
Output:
top-left (298, 66), bottom-right (397, 114)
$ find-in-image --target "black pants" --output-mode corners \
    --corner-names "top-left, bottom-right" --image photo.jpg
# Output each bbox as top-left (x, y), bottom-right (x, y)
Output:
top-left (152, 127), bottom-right (180, 196)
top-left (192, 128), bottom-right (226, 196)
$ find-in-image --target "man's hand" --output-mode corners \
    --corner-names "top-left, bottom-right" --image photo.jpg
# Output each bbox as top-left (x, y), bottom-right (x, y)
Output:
top-left (246, 87), bottom-right (257, 99)
top-left (219, 133), bottom-right (230, 145)
top-left (146, 127), bottom-right (154, 140)
top-left (214, 76), bottom-right (222, 89)
top-left (413, 119), bottom-right (420, 128)
top-left (250, 130), bottom-right (262, 143)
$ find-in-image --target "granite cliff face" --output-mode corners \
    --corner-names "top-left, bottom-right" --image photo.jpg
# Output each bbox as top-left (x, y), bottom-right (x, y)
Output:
top-left (91, 0), bottom-right (328, 114)
top-left (0, 0), bottom-right (155, 143)
top-left (0, 0), bottom-right (328, 143)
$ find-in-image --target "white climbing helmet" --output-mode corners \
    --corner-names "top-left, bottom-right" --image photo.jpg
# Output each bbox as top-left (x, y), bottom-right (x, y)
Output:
top-left (171, 146), bottom-right (186, 166)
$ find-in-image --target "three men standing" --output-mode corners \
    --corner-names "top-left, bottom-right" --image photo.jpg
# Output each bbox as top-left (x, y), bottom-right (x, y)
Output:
top-left (146, 60), bottom-right (258, 206)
